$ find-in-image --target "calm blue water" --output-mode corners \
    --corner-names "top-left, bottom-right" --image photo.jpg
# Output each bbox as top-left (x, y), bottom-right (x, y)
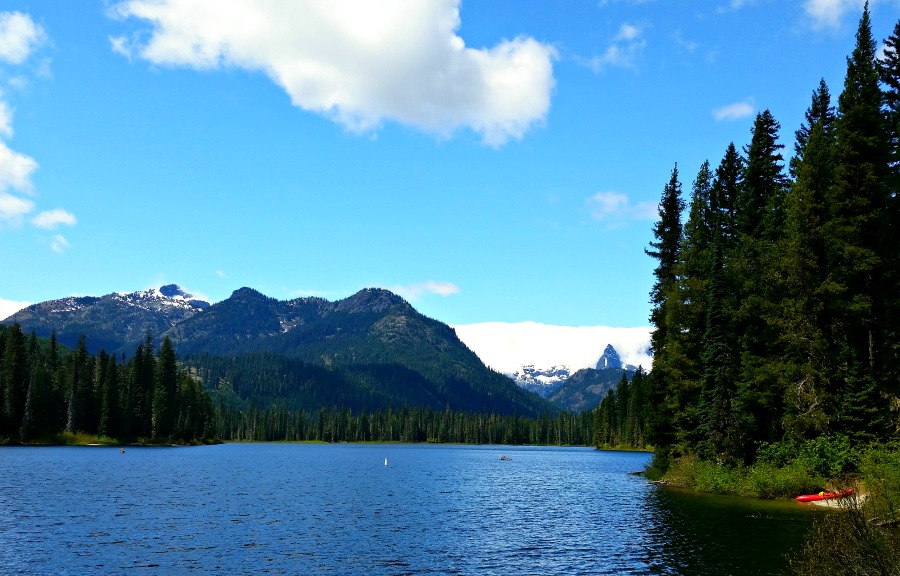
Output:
top-left (0, 444), bottom-right (820, 575)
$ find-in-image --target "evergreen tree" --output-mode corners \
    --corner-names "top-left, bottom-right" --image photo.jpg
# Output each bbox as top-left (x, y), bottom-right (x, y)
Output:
top-left (711, 143), bottom-right (742, 251)
top-left (780, 80), bottom-right (838, 440)
top-left (152, 337), bottom-right (178, 440)
top-left (879, 18), bottom-right (900, 175)
top-left (878, 17), bottom-right (900, 404)
top-left (647, 165), bottom-right (686, 354)
top-left (67, 336), bottom-right (96, 434)
top-left (2, 323), bottom-right (27, 438)
top-left (830, 2), bottom-right (891, 442)
top-left (644, 165), bottom-right (685, 463)
top-left (791, 79), bottom-right (837, 178)
top-left (698, 241), bottom-right (741, 463)
top-left (98, 353), bottom-right (121, 438)
top-left (733, 110), bottom-right (789, 459)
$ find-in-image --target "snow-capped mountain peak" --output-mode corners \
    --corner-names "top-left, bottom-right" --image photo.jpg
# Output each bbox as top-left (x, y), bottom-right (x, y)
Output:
top-left (596, 344), bottom-right (623, 369)
top-left (115, 284), bottom-right (210, 311)
top-left (511, 364), bottom-right (572, 397)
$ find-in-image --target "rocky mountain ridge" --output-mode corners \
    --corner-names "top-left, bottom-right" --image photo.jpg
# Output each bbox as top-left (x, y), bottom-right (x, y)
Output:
top-left (4, 284), bottom-right (209, 353)
top-left (3, 285), bottom-right (554, 417)
top-left (508, 343), bottom-right (638, 412)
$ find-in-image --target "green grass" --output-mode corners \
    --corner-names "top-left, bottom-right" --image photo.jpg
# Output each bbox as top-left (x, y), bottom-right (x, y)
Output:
top-left (661, 453), bottom-right (828, 499)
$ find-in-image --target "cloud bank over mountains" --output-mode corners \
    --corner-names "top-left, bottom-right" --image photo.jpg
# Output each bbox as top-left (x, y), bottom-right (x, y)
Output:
top-left (452, 321), bottom-right (653, 375)
top-left (110, 0), bottom-right (557, 146)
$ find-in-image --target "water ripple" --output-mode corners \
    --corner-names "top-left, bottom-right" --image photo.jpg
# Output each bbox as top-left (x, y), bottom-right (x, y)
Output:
top-left (0, 444), bottom-right (817, 575)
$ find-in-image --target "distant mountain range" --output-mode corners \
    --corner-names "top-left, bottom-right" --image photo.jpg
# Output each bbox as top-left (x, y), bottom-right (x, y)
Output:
top-left (2, 285), bottom-right (554, 417)
top-left (451, 321), bottom-right (652, 374)
top-left (509, 344), bottom-right (636, 412)
top-left (5, 284), bottom-right (209, 354)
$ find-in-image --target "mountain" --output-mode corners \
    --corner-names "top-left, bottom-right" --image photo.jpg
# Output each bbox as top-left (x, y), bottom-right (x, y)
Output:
top-left (3, 285), bottom-right (554, 417)
top-left (595, 344), bottom-right (623, 369)
top-left (509, 343), bottom-right (635, 413)
top-left (451, 322), bottom-right (653, 375)
top-left (166, 287), bottom-right (553, 415)
top-left (512, 364), bottom-right (571, 398)
top-left (3, 284), bottom-right (209, 353)
top-left (547, 367), bottom-right (630, 413)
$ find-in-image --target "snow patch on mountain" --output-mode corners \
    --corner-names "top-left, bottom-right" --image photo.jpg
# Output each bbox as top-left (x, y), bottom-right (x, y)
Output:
top-left (114, 284), bottom-right (209, 311)
top-left (452, 321), bottom-right (653, 375)
top-left (512, 364), bottom-right (572, 397)
top-left (514, 364), bottom-right (571, 386)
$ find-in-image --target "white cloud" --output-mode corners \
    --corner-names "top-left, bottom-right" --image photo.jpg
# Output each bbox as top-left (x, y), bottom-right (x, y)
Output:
top-left (0, 12), bottom-right (45, 64)
top-left (0, 191), bottom-right (33, 225)
top-left (32, 208), bottom-right (77, 230)
top-left (110, 0), bottom-right (557, 146)
top-left (0, 100), bottom-right (13, 138)
top-left (0, 139), bottom-right (37, 193)
top-left (0, 11), bottom-right (71, 250)
top-left (0, 296), bottom-right (29, 319)
top-left (712, 99), bottom-right (756, 121)
top-left (673, 31), bottom-right (699, 54)
top-left (803, 0), bottom-right (864, 28)
top-left (615, 23), bottom-right (641, 42)
top-left (389, 280), bottom-right (460, 301)
top-left (215, 269), bottom-right (226, 278)
top-left (452, 321), bottom-right (653, 374)
top-left (109, 35), bottom-right (133, 61)
top-left (586, 191), bottom-right (657, 225)
top-left (50, 233), bottom-right (70, 253)
top-left (716, 0), bottom-right (759, 13)
top-left (582, 23), bottom-right (646, 72)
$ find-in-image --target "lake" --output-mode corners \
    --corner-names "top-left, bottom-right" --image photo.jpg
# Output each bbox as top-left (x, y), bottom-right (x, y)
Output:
top-left (0, 443), bottom-right (822, 575)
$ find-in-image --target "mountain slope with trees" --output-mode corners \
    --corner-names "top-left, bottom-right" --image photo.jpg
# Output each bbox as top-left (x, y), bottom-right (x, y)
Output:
top-left (4, 285), bottom-right (209, 355)
top-left (4, 286), bottom-right (556, 419)
top-left (0, 324), bottom-right (213, 444)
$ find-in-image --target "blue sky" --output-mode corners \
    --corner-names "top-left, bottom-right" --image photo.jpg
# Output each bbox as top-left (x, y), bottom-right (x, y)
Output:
top-left (1, 0), bottom-right (899, 329)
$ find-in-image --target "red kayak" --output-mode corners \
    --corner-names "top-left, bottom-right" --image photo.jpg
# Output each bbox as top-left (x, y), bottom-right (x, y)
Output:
top-left (795, 489), bottom-right (853, 502)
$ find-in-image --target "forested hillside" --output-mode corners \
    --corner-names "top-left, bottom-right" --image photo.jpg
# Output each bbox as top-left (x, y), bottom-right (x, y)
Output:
top-left (3, 286), bottom-right (556, 421)
top-left (625, 6), bottom-right (900, 471)
top-left (0, 324), bottom-right (212, 444)
top-left (169, 287), bottom-right (554, 417)
top-left (0, 326), bottom-right (587, 446)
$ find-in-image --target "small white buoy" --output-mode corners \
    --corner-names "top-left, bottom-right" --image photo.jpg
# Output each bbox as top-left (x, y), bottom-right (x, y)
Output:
top-left (384, 457), bottom-right (388, 466)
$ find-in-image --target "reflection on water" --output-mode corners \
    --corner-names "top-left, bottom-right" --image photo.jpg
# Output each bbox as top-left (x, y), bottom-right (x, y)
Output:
top-left (0, 444), bottom-right (820, 575)
top-left (641, 486), bottom-right (821, 575)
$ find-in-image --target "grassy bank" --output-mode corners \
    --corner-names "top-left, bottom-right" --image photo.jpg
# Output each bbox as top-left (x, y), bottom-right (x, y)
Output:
top-left (658, 454), bottom-right (829, 499)
top-left (652, 434), bottom-right (858, 499)
top-left (786, 442), bottom-right (900, 575)
top-left (1, 431), bottom-right (220, 446)
top-left (647, 439), bottom-right (900, 574)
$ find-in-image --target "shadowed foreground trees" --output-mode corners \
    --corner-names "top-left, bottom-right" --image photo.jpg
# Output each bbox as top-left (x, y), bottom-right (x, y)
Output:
top-left (637, 5), bottom-right (900, 470)
top-left (0, 325), bottom-right (212, 444)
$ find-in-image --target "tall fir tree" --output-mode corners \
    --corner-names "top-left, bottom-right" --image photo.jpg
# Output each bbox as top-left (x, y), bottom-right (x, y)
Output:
top-left (98, 352), bottom-right (121, 438)
top-left (66, 336), bottom-right (96, 434)
top-left (877, 17), bottom-right (900, 408)
top-left (644, 165), bottom-right (685, 464)
top-left (698, 239), bottom-right (741, 463)
top-left (779, 80), bottom-right (838, 440)
top-left (829, 2), bottom-right (891, 442)
top-left (791, 79), bottom-right (837, 178)
top-left (152, 337), bottom-right (178, 440)
top-left (733, 110), bottom-right (789, 459)
top-left (2, 324), bottom-right (27, 438)
top-left (879, 18), bottom-right (900, 176)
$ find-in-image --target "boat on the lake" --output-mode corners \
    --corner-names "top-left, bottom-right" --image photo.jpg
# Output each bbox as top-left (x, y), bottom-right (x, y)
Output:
top-left (795, 489), bottom-right (853, 502)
